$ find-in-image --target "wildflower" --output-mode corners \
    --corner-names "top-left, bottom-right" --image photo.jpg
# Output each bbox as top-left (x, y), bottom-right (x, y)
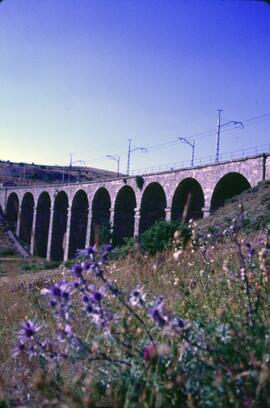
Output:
top-left (190, 280), bottom-right (196, 289)
top-left (171, 317), bottom-right (185, 329)
top-left (42, 282), bottom-right (72, 303)
top-left (103, 243), bottom-right (113, 253)
top-left (148, 297), bottom-right (167, 328)
top-left (13, 341), bottom-right (26, 357)
top-left (128, 286), bottom-right (146, 308)
top-left (76, 246), bottom-right (96, 257)
top-left (245, 242), bottom-right (256, 259)
top-left (72, 263), bottom-right (83, 278)
top-left (93, 290), bottom-right (102, 302)
top-left (57, 324), bottom-right (74, 342)
top-left (18, 320), bottom-right (41, 341)
top-left (144, 343), bottom-right (157, 361)
top-left (259, 248), bottom-right (269, 283)
top-left (82, 261), bottom-right (92, 271)
top-left (173, 250), bottom-right (182, 262)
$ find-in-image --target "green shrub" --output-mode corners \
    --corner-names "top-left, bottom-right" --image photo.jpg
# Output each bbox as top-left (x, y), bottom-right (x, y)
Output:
top-left (99, 222), bottom-right (112, 245)
top-left (43, 261), bottom-right (60, 270)
top-left (0, 248), bottom-right (16, 257)
top-left (261, 192), bottom-right (270, 204)
top-left (140, 220), bottom-right (191, 255)
top-left (251, 185), bottom-right (259, 193)
top-left (110, 237), bottom-right (135, 259)
top-left (225, 196), bottom-right (238, 204)
top-left (20, 262), bottom-right (39, 271)
top-left (242, 217), bottom-right (252, 231)
top-left (250, 211), bottom-right (270, 230)
top-left (64, 260), bottom-right (74, 268)
top-left (19, 260), bottom-right (60, 272)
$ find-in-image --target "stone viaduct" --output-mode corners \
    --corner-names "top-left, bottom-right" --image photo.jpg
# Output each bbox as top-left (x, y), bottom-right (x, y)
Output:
top-left (0, 153), bottom-right (269, 262)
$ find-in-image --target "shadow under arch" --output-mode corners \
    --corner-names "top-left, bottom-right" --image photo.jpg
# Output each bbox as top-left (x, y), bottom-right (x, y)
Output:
top-left (68, 190), bottom-right (89, 259)
top-left (210, 172), bottom-right (251, 212)
top-left (50, 191), bottom-right (69, 261)
top-left (34, 192), bottom-right (51, 257)
top-left (90, 187), bottom-right (111, 245)
top-left (19, 192), bottom-right (34, 246)
top-left (171, 178), bottom-right (204, 222)
top-left (6, 192), bottom-right (19, 232)
top-left (113, 186), bottom-right (136, 246)
top-left (139, 182), bottom-right (166, 235)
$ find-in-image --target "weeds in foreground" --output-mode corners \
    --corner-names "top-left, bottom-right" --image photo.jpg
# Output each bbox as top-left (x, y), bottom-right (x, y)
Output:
top-left (1, 215), bottom-right (270, 407)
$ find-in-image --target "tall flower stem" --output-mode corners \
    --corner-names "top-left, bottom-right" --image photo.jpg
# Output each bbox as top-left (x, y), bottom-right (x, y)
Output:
top-left (234, 234), bottom-right (254, 327)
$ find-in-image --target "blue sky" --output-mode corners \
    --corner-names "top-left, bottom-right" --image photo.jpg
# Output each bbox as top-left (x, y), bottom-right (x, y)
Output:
top-left (0, 0), bottom-right (270, 173)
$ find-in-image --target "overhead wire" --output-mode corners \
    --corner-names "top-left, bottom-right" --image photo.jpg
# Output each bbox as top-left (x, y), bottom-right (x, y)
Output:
top-left (80, 112), bottom-right (270, 164)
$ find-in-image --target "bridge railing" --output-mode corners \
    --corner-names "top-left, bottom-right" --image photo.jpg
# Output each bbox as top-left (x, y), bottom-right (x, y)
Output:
top-left (130, 143), bottom-right (270, 176)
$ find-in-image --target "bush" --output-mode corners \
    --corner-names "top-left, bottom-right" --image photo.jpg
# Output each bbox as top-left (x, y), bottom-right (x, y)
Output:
top-left (19, 260), bottom-right (60, 272)
top-left (96, 222), bottom-right (112, 245)
top-left (261, 192), bottom-right (270, 204)
top-left (42, 261), bottom-right (60, 270)
top-left (140, 220), bottom-right (191, 255)
top-left (110, 237), bottom-right (135, 259)
top-left (0, 248), bottom-right (16, 257)
top-left (250, 212), bottom-right (270, 230)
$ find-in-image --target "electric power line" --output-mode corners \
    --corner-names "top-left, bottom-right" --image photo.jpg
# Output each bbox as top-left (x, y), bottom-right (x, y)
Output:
top-left (77, 112), bottom-right (270, 165)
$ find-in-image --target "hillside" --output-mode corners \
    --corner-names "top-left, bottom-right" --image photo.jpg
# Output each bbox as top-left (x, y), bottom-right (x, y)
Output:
top-left (197, 179), bottom-right (270, 236)
top-left (0, 159), bottom-right (118, 186)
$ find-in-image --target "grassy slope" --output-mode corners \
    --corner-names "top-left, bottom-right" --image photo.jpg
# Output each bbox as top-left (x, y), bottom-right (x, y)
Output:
top-left (198, 180), bottom-right (270, 235)
top-left (0, 160), bottom-right (118, 185)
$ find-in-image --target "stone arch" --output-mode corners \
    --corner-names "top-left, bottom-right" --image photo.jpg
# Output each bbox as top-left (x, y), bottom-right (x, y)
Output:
top-left (90, 187), bottom-right (111, 245)
top-left (68, 190), bottom-right (89, 258)
top-left (34, 192), bottom-right (51, 257)
top-left (6, 192), bottom-right (19, 232)
top-left (19, 192), bottom-right (34, 246)
top-left (50, 191), bottom-right (69, 261)
top-left (113, 186), bottom-right (136, 246)
top-left (210, 172), bottom-right (251, 212)
top-left (139, 182), bottom-right (166, 235)
top-left (171, 178), bottom-right (204, 222)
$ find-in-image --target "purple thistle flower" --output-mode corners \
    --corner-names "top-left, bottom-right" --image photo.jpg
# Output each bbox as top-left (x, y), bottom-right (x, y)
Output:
top-left (76, 246), bottom-right (96, 257)
top-left (19, 320), bottom-right (40, 339)
top-left (93, 291), bottom-right (102, 302)
top-left (72, 263), bottom-right (83, 277)
top-left (173, 318), bottom-right (185, 328)
top-left (170, 317), bottom-right (190, 333)
top-left (13, 341), bottom-right (26, 357)
top-left (42, 282), bottom-right (72, 303)
top-left (128, 286), bottom-right (146, 308)
top-left (103, 243), bottom-right (113, 253)
top-left (49, 299), bottom-right (57, 308)
top-left (245, 243), bottom-right (256, 260)
top-left (83, 261), bottom-right (92, 271)
top-left (148, 297), bottom-right (167, 328)
top-left (86, 304), bottom-right (93, 313)
top-left (102, 252), bottom-right (109, 262)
